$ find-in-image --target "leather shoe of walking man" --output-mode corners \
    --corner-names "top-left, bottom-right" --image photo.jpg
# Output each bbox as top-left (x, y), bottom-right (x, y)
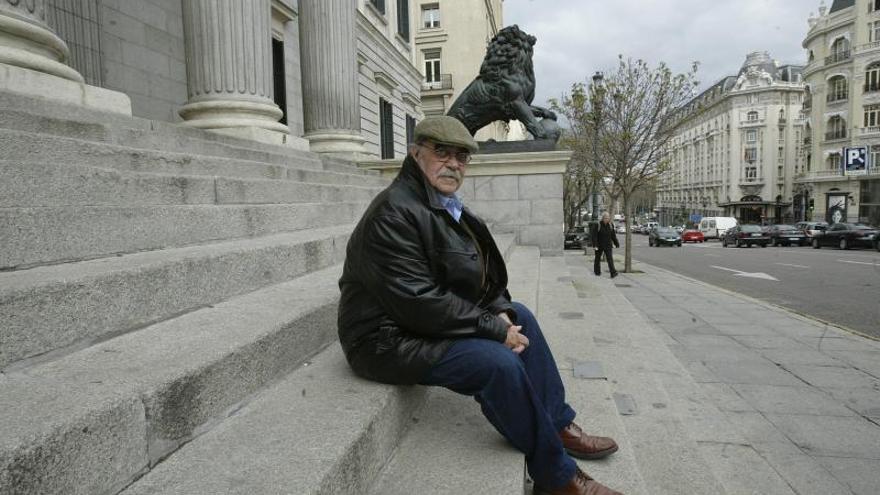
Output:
top-left (560, 422), bottom-right (619, 460)
top-left (535, 467), bottom-right (623, 495)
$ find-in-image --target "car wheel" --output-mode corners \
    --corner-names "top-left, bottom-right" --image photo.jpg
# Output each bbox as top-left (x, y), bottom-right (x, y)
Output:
top-left (812, 238), bottom-right (820, 249)
top-left (677, 242), bottom-right (682, 247)
top-left (760, 243), bottom-right (767, 248)
top-left (648, 240), bottom-right (652, 247)
top-left (839, 238), bottom-right (848, 250)
top-left (876, 240), bottom-right (880, 252)
top-left (771, 238), bottom-right (778, 247)
top-left (722, 239), bottom-right (727, 247)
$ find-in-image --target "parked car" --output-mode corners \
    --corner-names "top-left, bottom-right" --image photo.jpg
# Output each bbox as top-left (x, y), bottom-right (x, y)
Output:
top-left (564, 225), bottom-right (589, 250)
top-left (681, 229), bottom-right (705, 243)
top-left (649, 227), bottom-right (682, 247)
top-left (811, 223), bottom-right (880, 250)
top-left (615, 223), bottom-right (627, 234)
top-left (765, 224), bottom-right (807, 247)
top-left (794, 221), bottom-right (828, 240)
top-left (699, 216), bottom-right (738, 240)
top-left (722, 224), bottom-right (769, 248)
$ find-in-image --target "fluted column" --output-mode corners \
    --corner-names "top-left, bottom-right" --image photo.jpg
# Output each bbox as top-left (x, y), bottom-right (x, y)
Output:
top-left (0, 0), bottom-right (83, 82)
top-left (298, 0), bottom-right (365, 156)
top-left (179, 0), bottom-right (288, 136)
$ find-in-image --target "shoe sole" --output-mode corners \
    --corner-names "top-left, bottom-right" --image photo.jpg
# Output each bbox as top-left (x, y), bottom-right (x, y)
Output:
top-left (565, 444), bottom-right (619, 460)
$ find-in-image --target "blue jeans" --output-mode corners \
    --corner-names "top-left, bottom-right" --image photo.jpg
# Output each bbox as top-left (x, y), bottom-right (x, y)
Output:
top-left (420, 302), bottom-right (577, 488)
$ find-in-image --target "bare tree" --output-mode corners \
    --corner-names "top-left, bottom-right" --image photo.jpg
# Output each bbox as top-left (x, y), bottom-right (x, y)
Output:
top-left (555, 56), bottom-right (698, 272)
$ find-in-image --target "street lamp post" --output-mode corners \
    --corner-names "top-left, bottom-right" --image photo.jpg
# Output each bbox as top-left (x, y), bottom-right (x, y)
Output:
top-left (590, 71), bottom-right (604, 221)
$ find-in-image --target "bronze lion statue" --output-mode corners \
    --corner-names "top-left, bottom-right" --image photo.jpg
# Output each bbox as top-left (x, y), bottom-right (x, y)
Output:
top-left (447, 25), bottom-right (560, 141)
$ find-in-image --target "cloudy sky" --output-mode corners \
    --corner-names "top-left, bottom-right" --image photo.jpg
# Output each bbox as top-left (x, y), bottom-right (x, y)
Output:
top-left (504, 0), bottom-right (819, 108)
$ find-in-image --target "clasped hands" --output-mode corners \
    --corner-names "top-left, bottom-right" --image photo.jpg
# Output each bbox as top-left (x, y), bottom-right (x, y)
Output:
top-left (498, 312), bottom-right (529, 354)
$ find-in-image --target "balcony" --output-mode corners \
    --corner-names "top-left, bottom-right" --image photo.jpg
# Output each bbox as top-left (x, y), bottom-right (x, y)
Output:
top-left (740, 118), bottom-right (765, 126)
top-left (825, 50), bottom-right (851, 65)
top-left (739, 177), bottom-right (765, 186)
top-left (857, 41), bottom-right (880, 53)
top-left (825, 130), bottom-right (847, 141)
top-left (421, 74), bottom-right (453, 91)
top-left (857, 126), bottom-right (880, 137)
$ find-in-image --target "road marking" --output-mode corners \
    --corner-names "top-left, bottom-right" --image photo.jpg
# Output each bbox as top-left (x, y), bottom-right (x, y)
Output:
top-left (710, 265), bottom-right (779, 281)
top-left (837, 259), bottom-right (878, 266)
top-left (775, 263), bottom-right (810, 269)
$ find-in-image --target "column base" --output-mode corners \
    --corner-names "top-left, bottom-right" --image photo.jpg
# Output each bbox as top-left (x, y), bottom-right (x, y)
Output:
top-left (305, 131), bottom-right (367, 160)
top-left (0, 62), bottom-right (131, 114)
top-left (208, 126), bottom-right (310, 151)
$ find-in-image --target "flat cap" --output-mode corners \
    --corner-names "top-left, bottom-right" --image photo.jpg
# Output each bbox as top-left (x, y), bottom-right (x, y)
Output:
top-left (413, 116), bottom-right (478, 153)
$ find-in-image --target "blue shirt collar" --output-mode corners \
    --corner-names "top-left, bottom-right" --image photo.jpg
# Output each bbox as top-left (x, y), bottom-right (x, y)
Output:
top-left (436, 191), bottom-right (463, 222)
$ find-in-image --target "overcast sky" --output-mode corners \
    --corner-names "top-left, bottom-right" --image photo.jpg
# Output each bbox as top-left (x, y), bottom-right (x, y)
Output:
top-left (504, 0), bottom-right (818, 109)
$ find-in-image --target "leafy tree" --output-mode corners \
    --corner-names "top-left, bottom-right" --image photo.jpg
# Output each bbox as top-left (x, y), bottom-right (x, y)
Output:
top-left (554, 56), bottom-right (698, 272)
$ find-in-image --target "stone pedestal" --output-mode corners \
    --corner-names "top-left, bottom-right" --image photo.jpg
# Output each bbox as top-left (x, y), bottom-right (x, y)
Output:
top-left (359, 150), bottom-right (571, 254)
top-left (180, 0), bottom-right (305, 149)
top-left (298, 0), bottom-right (365, 158)
top-left (0, 0), bottom-right (130, 113)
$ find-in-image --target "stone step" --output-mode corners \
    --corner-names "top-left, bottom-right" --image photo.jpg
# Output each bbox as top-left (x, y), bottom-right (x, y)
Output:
top-left (0, 129), bottom-right (389, 187)
top-left (0, 264), bottom-right (352, 495)
top-left (0, 225), bottom-right (353, 369)
top-left (118, 344), bottom-right (425, 495)
top-left (1, 201), bottom-right (367, 269)
top-left (0, 100), bottom-right (378, 178)
top-left (0, 160), bottom-right (384, 208)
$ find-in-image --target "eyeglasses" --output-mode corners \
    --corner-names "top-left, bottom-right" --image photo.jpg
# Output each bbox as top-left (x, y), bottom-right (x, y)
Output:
top-left (420, 143), bottom-right (472, 165)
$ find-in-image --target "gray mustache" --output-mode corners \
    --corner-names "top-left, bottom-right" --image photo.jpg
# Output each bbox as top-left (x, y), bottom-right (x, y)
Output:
top-left (438, 172), bottom-right (461, 180)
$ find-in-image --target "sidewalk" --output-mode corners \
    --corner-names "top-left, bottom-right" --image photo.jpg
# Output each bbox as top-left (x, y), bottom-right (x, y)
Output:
top-left (550, 251), bottom-right (880, 495)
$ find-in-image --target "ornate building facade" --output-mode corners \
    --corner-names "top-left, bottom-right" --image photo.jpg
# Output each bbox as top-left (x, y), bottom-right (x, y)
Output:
top-left (0, 0), bottom-right (423, 159)
top-left (657, 52), bottom-right (806, 225)
top-left (801, 0), bottom-right (880, 226)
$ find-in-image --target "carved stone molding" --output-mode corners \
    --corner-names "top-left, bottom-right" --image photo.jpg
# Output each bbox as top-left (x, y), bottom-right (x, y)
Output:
top-left (0, 0), bottom-right (83, 81)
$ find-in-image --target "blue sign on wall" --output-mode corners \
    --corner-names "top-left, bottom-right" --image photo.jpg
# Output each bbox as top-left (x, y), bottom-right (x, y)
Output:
top-left (842, 146), bottom-right (868, 176)
top-left (689, 214), bottom-right (702, 223)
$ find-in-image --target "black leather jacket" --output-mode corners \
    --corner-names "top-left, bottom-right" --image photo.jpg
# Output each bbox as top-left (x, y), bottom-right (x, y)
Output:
top-left (337, 155), bottom-right (515, 384)
top-left (591, 222), bottom-right (619, 249)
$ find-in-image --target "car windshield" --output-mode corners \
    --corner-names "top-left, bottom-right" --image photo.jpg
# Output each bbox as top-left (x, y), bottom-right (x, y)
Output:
top-left (775, 225), bottom-right (796, 231)
top-left (656, 228), bottom-right (675, 234)
top-left (741, 225), bottom-right (761, 232)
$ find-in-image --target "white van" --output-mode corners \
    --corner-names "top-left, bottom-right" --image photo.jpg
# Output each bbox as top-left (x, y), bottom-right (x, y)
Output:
top-left (699, 217), bottom-right (737, 240)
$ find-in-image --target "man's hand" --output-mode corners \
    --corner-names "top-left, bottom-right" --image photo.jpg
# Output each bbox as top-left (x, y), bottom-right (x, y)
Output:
top-left (504, 324), bottom-right (529, 354)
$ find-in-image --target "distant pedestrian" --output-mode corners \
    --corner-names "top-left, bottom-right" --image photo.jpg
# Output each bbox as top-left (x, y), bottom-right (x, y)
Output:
top-left (591, 213), bottom-right (619, 278)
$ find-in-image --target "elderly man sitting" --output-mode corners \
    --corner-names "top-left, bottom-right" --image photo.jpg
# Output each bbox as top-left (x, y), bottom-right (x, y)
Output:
top-left (337, 116), bottom-right (622, 495)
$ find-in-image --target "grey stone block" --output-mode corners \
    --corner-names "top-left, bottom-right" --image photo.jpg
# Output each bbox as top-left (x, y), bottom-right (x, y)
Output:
top-left (473, 175), bottom-right (519, 201)
top-left (764, 414), bottom-right (880, 459)
top-left (466, 200), bottom-right (531, 226)
top-left (785, 365), bottom-right (880, 390)
top-left (518, 224), bottom-right (563, 253)
top-left (518, 174), bottom-right (561, 200)
top-left (121, 346), bottom-right (427, 495)
top-left (747, 442), bottom-right (852, 495)
top-left (703, 361), bottom-right (805, 386)
top-left (816, 456), bottom-right (880, 495)
top-left (1, 266), bottom-right (346, 494)
top-left (1, 202), bottom-right (366, 268)
top-left (214, 177), bottom-right (382, 205)
top-left (697, 443), bottom-right (797, 495)
top-left (730, 384), bottom-right (856, 416)
top-left (0, 225), bottom-right (350, 368)
top-left (367, 389), bottom-right (523, 495)
top-left (529, 198), bottom-right (563, 225)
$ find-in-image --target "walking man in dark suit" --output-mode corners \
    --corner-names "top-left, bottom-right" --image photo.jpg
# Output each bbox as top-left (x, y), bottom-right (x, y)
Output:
top-left (591, 213), bottom-right (619, 278)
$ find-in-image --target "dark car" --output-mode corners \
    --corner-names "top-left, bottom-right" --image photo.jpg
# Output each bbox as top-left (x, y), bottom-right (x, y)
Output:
top-left (811, 223), bottom-right (880, 250)
top-left (564, 225), bottom-right (589, 250)
top-left (722, 224), bottom-right (769, 248)
top-left (766, 224), bottom-right (807, 247)
top-left (649, 227), bottom-right (682, 247)
top-left (794, 221), bottom-right (828, 240)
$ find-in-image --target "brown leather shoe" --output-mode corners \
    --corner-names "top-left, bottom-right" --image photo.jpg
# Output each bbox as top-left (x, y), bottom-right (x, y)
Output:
top-left (535, 467), bottom-right (624, 495)
top-left (559, 422), bottom-right (619, 460)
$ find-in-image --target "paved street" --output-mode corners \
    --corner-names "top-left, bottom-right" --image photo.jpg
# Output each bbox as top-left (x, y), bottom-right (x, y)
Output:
top-left (570, 253), bottom-right (880, 494)
top-left (618, 234), bottom-right (880, 339)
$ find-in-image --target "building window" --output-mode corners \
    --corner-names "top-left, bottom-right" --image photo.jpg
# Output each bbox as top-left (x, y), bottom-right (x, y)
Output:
top-left (827, 152), bottom-right (840, 171)
top-left (827, 76), bottom-right (848, 102)
top-left (379, 98), bottom-right (394, 159)
top-left (827, 37), bottom-right (851, 64)
top-left (406, 114), bottom-right (416, 144)
top-left (746, 130), bottom-right (757, 143)
top-left (397, 0), bottom-right (410, 40)
top-left (745, 166), bottom-right (757, 180)
top-left (872, 0), bottom-right (880, 12)
top-left (826, 115), bottom-right (847, 140)
top-left (423, 49), bottom-right (441, 85)
top-left (422, 3), bottom-right (440, 28)
top-left (865, 104), bottom-right (880, 128)
top-left (866, 62), bottom-right (880, 92)
top-left (870, 21), bottom-right (880, 42)
top-left (747, 111), bottom-right (759, 121)
top-left (369, 0), bottom-right (385, 15)
top-left (744, 147), bottom-right (758, 163)
top-left (778, 147), bottom-right (785, 160)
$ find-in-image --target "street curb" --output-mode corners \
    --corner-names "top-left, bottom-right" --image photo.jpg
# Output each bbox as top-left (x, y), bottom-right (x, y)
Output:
top-left (625, 259), bottom-right (880, 343)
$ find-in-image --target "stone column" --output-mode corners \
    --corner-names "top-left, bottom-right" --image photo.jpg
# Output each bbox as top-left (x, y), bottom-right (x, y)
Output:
top-left (0, 0), bottom-right (83, 81)
top-left (298, 0), bottom-right (365, 156)
top-left (179, 0), bottom-right (291, 143)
